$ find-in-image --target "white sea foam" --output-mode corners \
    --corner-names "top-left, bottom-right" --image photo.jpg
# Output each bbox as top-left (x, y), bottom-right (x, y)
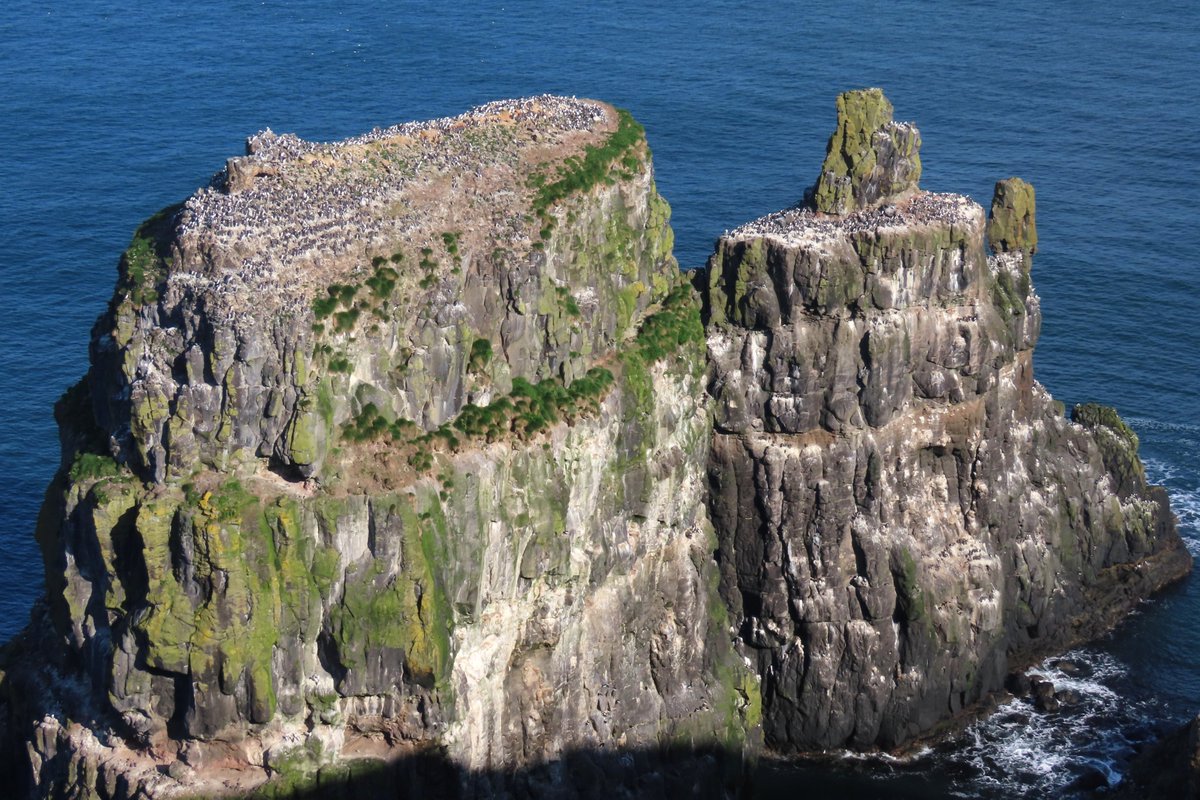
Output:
top-left (836, 745), bottom-right (933, 764)
top-left (941, 650), bottom-right (1158, 797)
top-left (1143, 456), bottom-right (1200, 554)
top-left (1123, 416), bottom-right (1200, 436)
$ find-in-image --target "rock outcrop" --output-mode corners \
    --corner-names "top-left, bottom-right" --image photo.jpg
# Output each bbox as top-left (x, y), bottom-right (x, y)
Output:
top-left (1113, 713), bottom-right (1200, 799)
top-left (0, 89), bottom-right (1188, 798)
top-left (986, 176), bottom-right (1038, 257)
top-left (810, 88), bottom-right (922, 215)
top-left (703, 89), bottom-right (1189, 751)
top-left (0, 97), bottom-right (756, 799)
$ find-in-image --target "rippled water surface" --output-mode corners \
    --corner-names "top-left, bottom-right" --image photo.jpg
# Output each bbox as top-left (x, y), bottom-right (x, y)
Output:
top-left (1, 2), bottom-right (1197, 795)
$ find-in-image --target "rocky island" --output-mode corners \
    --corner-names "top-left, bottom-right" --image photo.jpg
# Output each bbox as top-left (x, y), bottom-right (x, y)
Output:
top-left (0, 89), bottom-right (1189, 798)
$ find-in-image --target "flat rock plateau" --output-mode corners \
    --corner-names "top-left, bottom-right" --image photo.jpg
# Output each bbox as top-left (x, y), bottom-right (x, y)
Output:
top-left (0, 89), bottom-right (1189, 799)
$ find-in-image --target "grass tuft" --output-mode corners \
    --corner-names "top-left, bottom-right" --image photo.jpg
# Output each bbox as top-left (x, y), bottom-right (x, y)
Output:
top-left (527, 109), bottom-right (644, 239)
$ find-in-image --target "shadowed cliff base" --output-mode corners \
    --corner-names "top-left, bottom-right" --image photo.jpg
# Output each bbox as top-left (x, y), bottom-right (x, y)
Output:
top-left (6, 590), bottom-right (1192, 800)
top-left (0, 726), bottom-right (753, 800)
top-left (0, 727), bottom-right (1073, 800)
top-left (1110, 712), bottom-right (1200, 800)
top-left (231, 746), bottom-right (751, 800)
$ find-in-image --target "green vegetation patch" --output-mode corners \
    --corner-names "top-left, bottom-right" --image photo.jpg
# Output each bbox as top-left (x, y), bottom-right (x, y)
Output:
top-left (468, 338), bottom-right (493, 372)
top-left (342, 402), bottom-right (418, 443)
top-left (69, 452), bottom-right (123, 483)
top-left (313, 284), bottom-right (354, 320)
top-left (370, 366), bottom-right (617, 470)
top-left (554, 285), bottom-right (581, 317)
top-left (333, 308), bottom-right (360, 333)
top-left (327, 353), bottom-right (352, 373)
top-left (417, 246), bottom-right (440, 288)
top-left (365, 265), bottom-right (399, 299)
top-left (629, 283), bottom-right (705, 361)
top-left (311, 259), bottom-right (403, 335)
top-left (615, 282), bottom-right (705, 425)
top-left (507, 370), bottom-right (615, 436)
top-left (527, 108), bottom-right (645, 239)
top-left (116, 202), bottom-right (182, 307)
top-left (329, 499), bottom-right (452, 687)
top-left (337, 284), bottom-right (700, 471)
top-left (121, 236), bottom-right (161, 306)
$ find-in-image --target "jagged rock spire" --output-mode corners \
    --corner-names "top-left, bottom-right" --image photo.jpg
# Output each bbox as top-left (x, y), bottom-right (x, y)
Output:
top-left (811, 88), bottom-right (922, 215)
top-left (987, 177), bottom-right (1038, 255)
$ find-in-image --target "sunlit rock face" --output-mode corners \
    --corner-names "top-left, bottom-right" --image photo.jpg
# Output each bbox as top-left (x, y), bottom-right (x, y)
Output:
top-left (703, 88), bottom-right (1189, 752)
top-left (2, 97), bottom-right (757, 799)
top-left (0, 89), bottom-right (1187, 800)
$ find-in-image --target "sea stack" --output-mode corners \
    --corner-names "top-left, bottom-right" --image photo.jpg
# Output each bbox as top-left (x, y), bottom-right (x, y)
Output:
top-left (0, 97), bottom-right (755, 798)
top-left (810, 87), bottom-right (922, 215)
top-left (0, 90), bottom-right (1188, 798)
top-left (703, 88), bottom-right (1189, 751)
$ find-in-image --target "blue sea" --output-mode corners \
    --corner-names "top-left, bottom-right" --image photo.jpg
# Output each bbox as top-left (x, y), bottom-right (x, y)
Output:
top-left (1, 2), bottom-right (1197, 795)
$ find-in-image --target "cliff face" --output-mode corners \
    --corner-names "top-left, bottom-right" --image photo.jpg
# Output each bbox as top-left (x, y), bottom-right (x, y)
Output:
top-left (2, 97), bottom-right (755, 798)
top-left (703, 90), bottom-right (1190, 751)
top-left (89, 100), bottom-right (675, 485)
top-left (0, 90), bottom-right (1188, 799)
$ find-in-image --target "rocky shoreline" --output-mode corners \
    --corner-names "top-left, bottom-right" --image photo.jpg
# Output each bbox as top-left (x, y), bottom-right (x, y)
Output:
top-left (0, 88), bottom-right (1189, 798)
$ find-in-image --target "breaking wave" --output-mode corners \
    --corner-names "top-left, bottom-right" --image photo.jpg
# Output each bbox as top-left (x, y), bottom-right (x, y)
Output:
top-left (1144, 456), bottom-right (1200, 555)
top-left (938, 650), bottom-right (1165, 798)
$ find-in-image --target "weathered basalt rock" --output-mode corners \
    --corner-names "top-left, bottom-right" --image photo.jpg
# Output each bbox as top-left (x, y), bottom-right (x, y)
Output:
top-left (986, 176), bottom-right (1038, 256)
top-left (811, 88), bottom-right (922, 215)
top-left (89, 98), bottom-right (676, 485)
top-left (703, 90), bottom-right (1189, 752)
top-left (0, 89), bottom-right (1187, 799)
top-left (1, 97), bottom-right (756, 799)
top-left (1113, 713), bottom-right (1200, 799)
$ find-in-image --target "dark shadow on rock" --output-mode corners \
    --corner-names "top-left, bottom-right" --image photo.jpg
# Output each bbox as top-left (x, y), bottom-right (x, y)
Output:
top-left (1107, 713), bottom-right (1200, 799)
top-left (236, 745), bottom-right (751, 800)
top-left (204, 745), bottom-right (988, 800)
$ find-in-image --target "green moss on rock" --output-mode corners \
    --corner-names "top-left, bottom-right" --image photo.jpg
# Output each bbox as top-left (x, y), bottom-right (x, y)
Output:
top-left (528, 108), bottom-right (646, 238)
top-left (812, 88), bottom-right (921, 214)
top-left (893, 546), bottom-right (927, 624)
top-left (134, 493), bottom-right (193, 674)
top-left (329, 498), bottom-right (453, 688)
top-left (468, 338), bottom-right (493, 372)
top-left (1072, 403), bottom-right (1146, 498)
top-left (116, 202), bottom-right (182, 308)
top-left (987, 177), bottom-right (1037, 255)
top-left (286, 405), bottom-right (326, 469)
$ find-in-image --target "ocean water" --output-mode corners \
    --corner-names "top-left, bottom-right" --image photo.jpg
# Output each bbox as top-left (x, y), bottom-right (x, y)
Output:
top-left (1, 1), bottom-right (1197, 795)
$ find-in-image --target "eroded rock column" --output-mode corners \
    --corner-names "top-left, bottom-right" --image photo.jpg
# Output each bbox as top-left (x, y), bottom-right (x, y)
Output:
top-left (703, 88), bottom-right (1190, 752)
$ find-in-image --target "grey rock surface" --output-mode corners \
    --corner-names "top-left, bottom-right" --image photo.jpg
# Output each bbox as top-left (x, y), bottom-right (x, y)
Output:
top-left (0, 90), bottom-right (1187, 799)
top-left (702, 107), bottom-right (1189, 750)
top-left (1, 97), bottom-right (756, 799)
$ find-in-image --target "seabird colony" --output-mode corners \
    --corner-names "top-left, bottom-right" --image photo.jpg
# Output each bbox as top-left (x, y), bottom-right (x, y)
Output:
top-left (163, 96), bottom-right (609, 321)
top-left (730, 192), bottom-right (980, 248)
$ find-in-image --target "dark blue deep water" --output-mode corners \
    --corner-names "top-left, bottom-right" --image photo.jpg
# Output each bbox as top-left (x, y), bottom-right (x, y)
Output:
top-left (1, 2), bottom-right (1197, 796)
